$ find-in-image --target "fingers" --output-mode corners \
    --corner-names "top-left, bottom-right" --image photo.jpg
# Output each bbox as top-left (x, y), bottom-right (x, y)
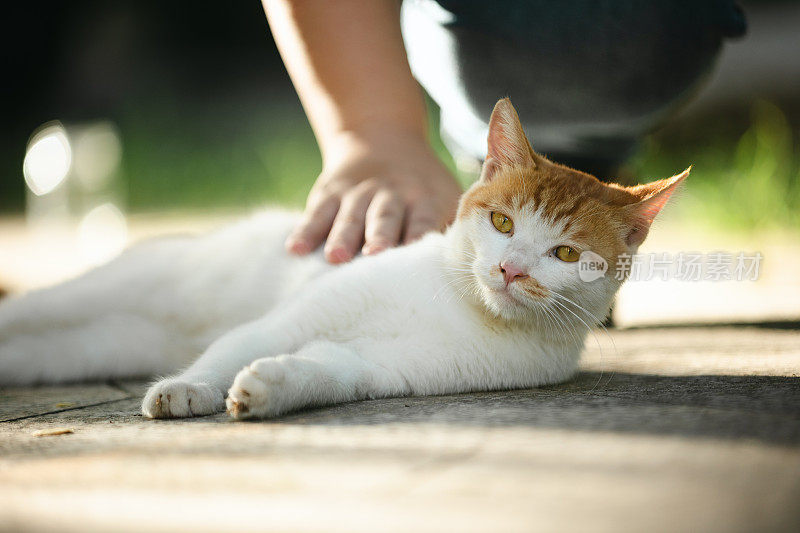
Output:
top-left (403, 199), bottom-right (441, 244)
top-left (285, 195), bottom-right (340, 255)
top-left (287, 158), bottom-right (458, 261)
top-left (323, 182), bottom-right (377, 263)
top-left (363, 189), bottom-right (404, 255)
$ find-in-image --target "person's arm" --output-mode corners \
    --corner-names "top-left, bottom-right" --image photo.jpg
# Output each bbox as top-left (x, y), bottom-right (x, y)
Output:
top-left (263, 0), bottom-right (461, 262)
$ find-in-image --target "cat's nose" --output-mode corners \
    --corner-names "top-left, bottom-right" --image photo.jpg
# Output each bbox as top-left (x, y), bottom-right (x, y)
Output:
top-left (499, 261), bottom-right (529, 286)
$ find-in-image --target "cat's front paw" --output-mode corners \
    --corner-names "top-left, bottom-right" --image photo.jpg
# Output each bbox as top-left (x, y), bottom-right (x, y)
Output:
top-left (142, 379), bottom-right (225, 419)
top-left (226, 358), bottom-right (292, 420)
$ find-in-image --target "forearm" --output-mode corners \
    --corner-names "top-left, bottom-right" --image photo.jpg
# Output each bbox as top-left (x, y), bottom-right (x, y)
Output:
top-left (264, 0), bottom-right (460, 260)
top-left (262, 0), bottom-right (428, 159)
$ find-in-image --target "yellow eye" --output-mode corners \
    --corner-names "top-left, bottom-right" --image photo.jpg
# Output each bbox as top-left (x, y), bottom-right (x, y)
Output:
top-left (491, 212), bottom-right (513, 234)
top-left (554, 245), bottom-right (580, 262)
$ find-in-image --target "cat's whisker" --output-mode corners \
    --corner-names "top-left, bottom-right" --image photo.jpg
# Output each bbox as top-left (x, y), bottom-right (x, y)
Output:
top-left (542, 301), bottom-right (583, 348)
top-left (532, 296), bottom-right (572, 345)
top-left (534, 301), bottom-right (560, 338)
top-left (530, 305), bottom-right (558, 341)
top-left (546, 303), bottom-right (589, 359)
top-left (550, 292), bottom-right (600, 325)
top-left (442, 266), bottom-right (474, 274)
top-left (432, 273), bottom-right (472, 303)
top-left (441, 270), bottom-right (481, 306)
top-left (454, 279), bottom-right (481, 305)
top-left (549, 292), bottom-right (618, 391)
top-left (548, 297), bottom-right (613, 392)
top-left (549, 298), bottom-right (595, 344)
top-left (446, 279), bottom-right (467, 304)
top-left (453, 284), bottom-right (472, 304)
top-left (550, 292), bottom-right (616, 357)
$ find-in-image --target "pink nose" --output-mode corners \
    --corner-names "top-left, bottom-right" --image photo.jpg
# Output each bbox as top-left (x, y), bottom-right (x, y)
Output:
top-left (500, 261), bottom-right (529, 286)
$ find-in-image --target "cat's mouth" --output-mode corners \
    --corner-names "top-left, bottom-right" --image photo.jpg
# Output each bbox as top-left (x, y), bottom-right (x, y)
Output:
top-left (480, 279), bottom-right (549, 318)
top-left (488, 286), bottom-right (525, 305)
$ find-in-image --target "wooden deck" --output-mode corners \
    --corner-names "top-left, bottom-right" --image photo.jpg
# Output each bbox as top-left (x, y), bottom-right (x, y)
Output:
top-left (2, 326), bottom-right (799, 532)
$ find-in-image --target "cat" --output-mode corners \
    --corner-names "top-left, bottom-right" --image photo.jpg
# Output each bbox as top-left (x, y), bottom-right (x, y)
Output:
top-left (0, 98), bottom-right (688, 419)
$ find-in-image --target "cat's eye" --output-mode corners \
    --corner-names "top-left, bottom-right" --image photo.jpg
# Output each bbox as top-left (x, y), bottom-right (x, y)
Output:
top-left (491, 212), bottom-right (513, 234)
top-left (554, 245), bottom-right (580, 262)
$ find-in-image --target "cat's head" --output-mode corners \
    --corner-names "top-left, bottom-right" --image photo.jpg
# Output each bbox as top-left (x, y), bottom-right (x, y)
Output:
top-left (450, 98), bottom-right (688, 324)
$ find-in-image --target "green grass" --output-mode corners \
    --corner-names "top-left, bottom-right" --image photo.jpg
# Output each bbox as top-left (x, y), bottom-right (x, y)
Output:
top-left (114, 97), bottom-right (467, 214)
top-left (628, 100), bottom-right (800, 232)
top-left (119, 101), bottom-right (322, 212)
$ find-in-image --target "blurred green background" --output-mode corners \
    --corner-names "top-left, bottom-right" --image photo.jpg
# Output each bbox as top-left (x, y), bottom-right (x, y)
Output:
top-left (112, 97), bottom-right (800, 234)
top-left (631, 100), bottom-right (800, 232)
top-left (2, 0), bottom-right (798, 234)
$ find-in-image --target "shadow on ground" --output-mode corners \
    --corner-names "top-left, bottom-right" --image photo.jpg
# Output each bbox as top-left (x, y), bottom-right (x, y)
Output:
top-left (266, 371), bottom-right (800, 445)
top-left (4, 370), bottom-right (797, 446)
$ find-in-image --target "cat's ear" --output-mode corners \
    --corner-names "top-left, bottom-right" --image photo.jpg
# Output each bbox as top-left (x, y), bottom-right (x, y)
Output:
top-left (481, 98), bottom-right (537, 182)
top-left (620, 167), bottom-right (690, 248)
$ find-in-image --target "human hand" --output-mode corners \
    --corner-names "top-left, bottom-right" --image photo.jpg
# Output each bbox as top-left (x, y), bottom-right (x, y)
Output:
top-left (286, 128), bottom-right (462, 263)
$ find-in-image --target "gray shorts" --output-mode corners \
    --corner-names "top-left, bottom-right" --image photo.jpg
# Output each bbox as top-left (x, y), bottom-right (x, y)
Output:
top-left (401, 0), bottom-right (746, 177)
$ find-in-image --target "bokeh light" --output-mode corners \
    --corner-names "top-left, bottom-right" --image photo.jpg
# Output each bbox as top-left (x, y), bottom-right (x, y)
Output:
top-left (22, 123), bottom-right (72, 196)
top-left (73, 123), bottom-right (122, 191)
top-left (77, 202), bottom-right (128, 266)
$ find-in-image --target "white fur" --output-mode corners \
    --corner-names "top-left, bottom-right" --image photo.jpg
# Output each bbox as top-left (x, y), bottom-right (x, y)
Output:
top-left (0, 201), bottom-right (622, 419)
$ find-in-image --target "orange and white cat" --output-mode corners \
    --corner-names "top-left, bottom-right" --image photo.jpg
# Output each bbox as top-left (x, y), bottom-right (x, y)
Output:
top-left (0, 99), bottom-right (688, 419)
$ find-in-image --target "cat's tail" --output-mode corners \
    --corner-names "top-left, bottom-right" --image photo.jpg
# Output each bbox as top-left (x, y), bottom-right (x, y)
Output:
top-left (0, 238), bottom-right (199, 386)
top-left (0, 313), bottom-right (190, 385)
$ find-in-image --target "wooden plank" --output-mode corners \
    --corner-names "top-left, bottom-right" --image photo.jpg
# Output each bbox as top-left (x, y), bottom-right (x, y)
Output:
top-left (0, 383), bottom-right (130, 422)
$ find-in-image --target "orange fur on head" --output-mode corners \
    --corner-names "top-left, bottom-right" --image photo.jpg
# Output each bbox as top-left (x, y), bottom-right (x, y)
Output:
top-left (459, 98), bottom-right (689, 266)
